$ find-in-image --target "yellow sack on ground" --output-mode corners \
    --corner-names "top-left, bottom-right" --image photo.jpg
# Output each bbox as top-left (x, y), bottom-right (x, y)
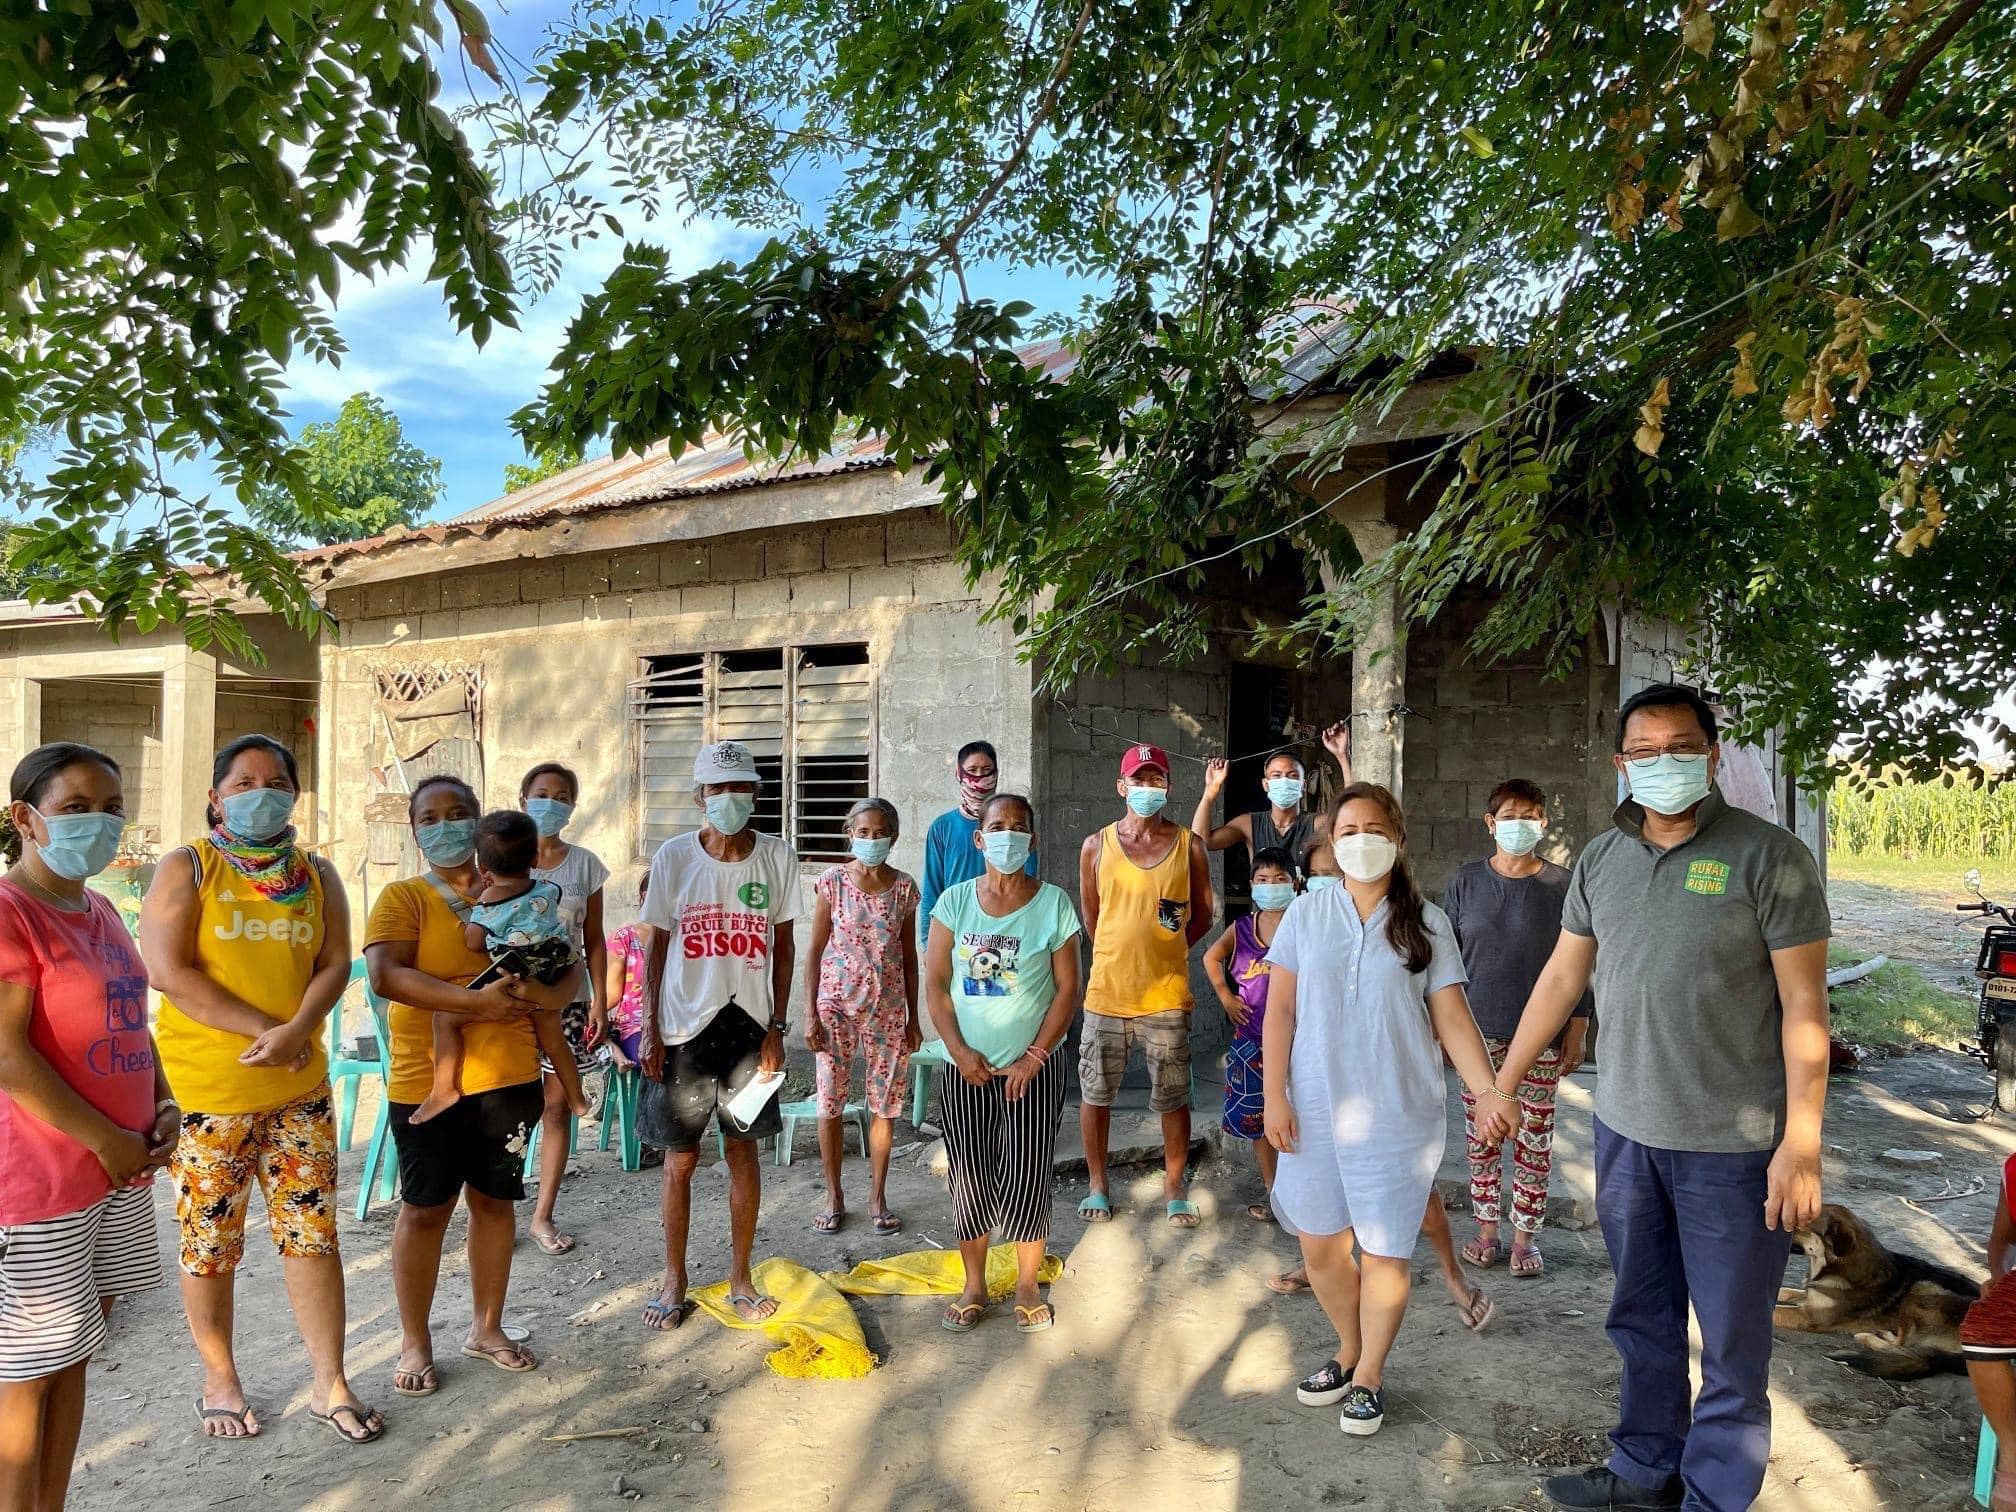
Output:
top-left (826, 1244), bottom-right (1063, 1302)
top-left (690, 1258), bottom-right (876, 1380)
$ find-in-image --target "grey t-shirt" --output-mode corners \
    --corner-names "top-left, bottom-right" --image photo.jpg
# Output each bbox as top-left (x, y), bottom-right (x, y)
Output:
top-left (1441, 858), bottom-right (1592, 1042)
top-left (1563, 788), bottom-right (1831, 1153)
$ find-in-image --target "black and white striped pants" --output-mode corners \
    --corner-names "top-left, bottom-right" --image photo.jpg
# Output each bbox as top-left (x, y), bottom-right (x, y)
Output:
top-left (0, 1184), bottom-right (162, 1381)
top-left (937, 1054), bottom-right (1067, 1243)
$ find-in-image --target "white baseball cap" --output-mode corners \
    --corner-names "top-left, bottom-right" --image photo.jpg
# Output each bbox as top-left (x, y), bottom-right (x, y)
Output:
top-left (693, 741), bottom-right (761, 785)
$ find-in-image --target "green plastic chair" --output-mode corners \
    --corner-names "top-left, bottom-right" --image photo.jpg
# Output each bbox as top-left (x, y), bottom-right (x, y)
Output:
top-left (908, 1039), bottom-right (952, 1126)
top-left (774, 1097), bottom-right (867, 1168)
top-left (596, 1060), bottom-right (644, 1172)
top-left (349, 971), bottom-right (401, 1220)
top-left (522, 1108), bottom-right (581, 1177)
top-left (328, 960), bottom-right (381, 1152)
top-left (1977, 1419), bottom-right (1996, 1507)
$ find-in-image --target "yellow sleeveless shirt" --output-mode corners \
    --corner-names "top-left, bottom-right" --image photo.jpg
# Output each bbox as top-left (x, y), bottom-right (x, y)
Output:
top-left (155, 839), bottom-right (330, 1115)
top-left (1083, 823), bottom-right (1195, 1018)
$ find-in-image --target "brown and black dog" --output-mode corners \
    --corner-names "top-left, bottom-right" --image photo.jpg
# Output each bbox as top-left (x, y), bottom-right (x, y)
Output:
top-left (1774, 1204), bottom-right (1981, 1378)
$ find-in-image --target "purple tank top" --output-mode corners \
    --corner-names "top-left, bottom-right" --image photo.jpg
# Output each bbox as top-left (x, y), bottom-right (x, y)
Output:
top-left (1230, 913), bottom-right (1276, 1042)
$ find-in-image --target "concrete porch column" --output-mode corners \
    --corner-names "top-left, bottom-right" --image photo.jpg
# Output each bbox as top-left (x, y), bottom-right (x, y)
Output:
top-left (1316, 518), bottom-right (1407, 799)
top-left (160, 645), bottom-right (216, 846)
top-left (5, 676), bottom-right (41, 760)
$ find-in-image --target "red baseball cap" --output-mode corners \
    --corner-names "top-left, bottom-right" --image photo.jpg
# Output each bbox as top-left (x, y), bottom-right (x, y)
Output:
top-left (1119, 744), bottom-right (1171, 779)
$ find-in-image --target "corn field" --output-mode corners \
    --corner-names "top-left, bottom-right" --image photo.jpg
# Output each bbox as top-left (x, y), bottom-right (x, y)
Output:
top-left (1829, 770), bottom-right (2016, 860)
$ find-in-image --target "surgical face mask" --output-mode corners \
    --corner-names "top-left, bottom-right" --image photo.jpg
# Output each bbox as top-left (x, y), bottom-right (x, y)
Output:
top-left (705, 792), bottom-right (756, 835)
top-left (1493, 817), bottom-right (1544, 856)
top-left (1251, 881), bottom-right (1297, 912)
top-left (415, 818), bottom-right (476, 867)
top-left (1125, 784), bottom-right (1169, 818)
top-left (981, 829), bottom-right (1033, 874)
top-left (851, 836), bottom-right (894, 866)
top-left (1265, 777), bottom-right (1305, 810)
top-left (525, 797), bottom-right (574, 838)
top-left (1627, 754), bottom-right (1713, 816)
top-left (1333, 833), bottom-right (1399, 883)
top-left (1305, 875), bottom-right (1342, 893)
top-left (220, 787), bottom-right (296, 842)
top-left (33, 810), bottom-right (125, 881)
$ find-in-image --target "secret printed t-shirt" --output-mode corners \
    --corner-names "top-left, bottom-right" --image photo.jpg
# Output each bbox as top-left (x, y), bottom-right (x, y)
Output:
top-left (364, 876), bottom-right (541, 1104)
top-left (0, 878), bottom-right (157, 1226)
top-left (930, 879), bottom-right (1082, 1067)
top-left (1562, 787), bottom-right (1831, 1153)
top-left (642, 830), bottom-right (802, 1043)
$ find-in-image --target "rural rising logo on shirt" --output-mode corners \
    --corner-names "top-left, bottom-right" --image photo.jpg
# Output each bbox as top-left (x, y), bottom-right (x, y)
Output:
top-left (1684, 858), bottom-right (1732, 896)
top-left (956, 931), bottom-right (1021, 997)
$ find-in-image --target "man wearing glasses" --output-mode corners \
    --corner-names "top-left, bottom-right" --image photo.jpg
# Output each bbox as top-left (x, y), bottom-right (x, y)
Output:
top-left (1479, 685), bottom-right (1831, 1512)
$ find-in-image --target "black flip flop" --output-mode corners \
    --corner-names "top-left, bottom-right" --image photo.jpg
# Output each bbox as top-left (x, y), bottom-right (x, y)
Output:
top-left (311, 1402), bottom-right (386, 1444)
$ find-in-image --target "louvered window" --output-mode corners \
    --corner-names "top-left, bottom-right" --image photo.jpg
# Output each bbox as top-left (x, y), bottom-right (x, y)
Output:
top-left (629, 644), bottom-right (872, 861)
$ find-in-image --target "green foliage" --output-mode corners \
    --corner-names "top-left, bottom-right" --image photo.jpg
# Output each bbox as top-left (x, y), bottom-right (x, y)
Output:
top-left (246, 394), bottom-right (442, 547)
top-left (1830, 769), bottom-right (2016, 860)
top-left (503, 441), bottom-right (585, 493)
top-left (0, 0), bottom-right (514, 658)
top-left (484, 0), bottom-right (2014, 776)
top-left (1825, 953), bottom-right (1973, 1051)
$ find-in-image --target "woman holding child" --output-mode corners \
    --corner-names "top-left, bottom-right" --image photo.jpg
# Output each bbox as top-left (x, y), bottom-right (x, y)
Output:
top-left (363, 775), bottom-right (580, 1396)
top-left (138, 734), bottom-right (381, 1444)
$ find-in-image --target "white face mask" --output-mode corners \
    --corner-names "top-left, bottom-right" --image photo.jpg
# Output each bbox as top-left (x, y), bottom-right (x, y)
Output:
top-left (1492, 818), bottom-right (1544, 856)
top-left (1332, 833), bottom-right (1398, 883)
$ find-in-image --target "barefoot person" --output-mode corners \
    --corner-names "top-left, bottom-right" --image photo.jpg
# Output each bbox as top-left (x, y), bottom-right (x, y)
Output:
top-left (638, 742), bottom-right (798, 1329)
top-left (1444, 779), bottom-right (1590, 1281)
top-left (1077, 744), bottom-right (1213, 1228)
top-left (139, 735), bottom-right (381, 1444)
top-left (1204, 846), bottom-right (1296, 1218)
top-left (521, 762), bottom-right (611, 1256)
top-left (365, 776), bottom-right (579, 1396)
top-left (805, 799), bottom-right (920, 1236)
top-left (0, 743), bottom-right (174, 1510)
top-left (926, 793), bottom-right (1081, 1334)
top-left (1487, 685), bottom-right (1830, 1512)
top-left (1263, 784), bottom-right (1503, 1437)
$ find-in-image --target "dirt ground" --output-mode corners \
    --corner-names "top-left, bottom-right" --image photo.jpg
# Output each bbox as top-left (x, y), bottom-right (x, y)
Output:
top-left (63, 877), bottom-right (2012, 1512)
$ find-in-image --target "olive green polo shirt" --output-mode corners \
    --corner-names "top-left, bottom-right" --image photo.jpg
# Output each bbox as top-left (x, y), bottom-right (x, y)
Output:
top-left (1562, 787), bottom-right (1831, 1152)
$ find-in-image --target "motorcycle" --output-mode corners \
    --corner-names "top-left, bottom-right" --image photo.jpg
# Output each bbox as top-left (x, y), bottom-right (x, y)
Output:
top-left (1959, 868), bottom-right (2016, 1111)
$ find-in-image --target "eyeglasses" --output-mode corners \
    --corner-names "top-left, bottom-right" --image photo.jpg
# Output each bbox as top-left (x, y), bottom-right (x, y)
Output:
top-left (1619, 745), bottom-right (1712, 768)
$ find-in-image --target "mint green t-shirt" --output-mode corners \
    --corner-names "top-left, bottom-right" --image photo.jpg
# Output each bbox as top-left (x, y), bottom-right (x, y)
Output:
top-left (929, 880), bottom-right (1082, 1067)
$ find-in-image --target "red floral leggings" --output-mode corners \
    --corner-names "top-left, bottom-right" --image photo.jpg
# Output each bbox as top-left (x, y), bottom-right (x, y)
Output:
top-left (1458, 1037), bottom-right (1564, 1235)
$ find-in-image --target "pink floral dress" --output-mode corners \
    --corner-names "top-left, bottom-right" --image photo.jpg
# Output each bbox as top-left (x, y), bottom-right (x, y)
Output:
top-left (605, 922), bottom-right (652, 1059)
top-left (813, 866), bottom-right (918, 1118)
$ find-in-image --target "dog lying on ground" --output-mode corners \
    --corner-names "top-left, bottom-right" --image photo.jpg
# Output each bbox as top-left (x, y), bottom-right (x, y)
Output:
top-left (1774, 1204), bottom-right (1981, 1378)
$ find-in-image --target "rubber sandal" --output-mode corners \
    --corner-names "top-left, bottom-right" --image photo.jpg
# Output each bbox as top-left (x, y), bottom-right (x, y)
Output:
top-left (1455, 1287), bottom-right (1497, 1332)
top-left (311, 1402), bottom-right (385, 1444)
top-left (1014, 1303), bottom-right (1055, 1334)
top-left (941, 1301), bottom-right (987, 1333)
top-left (1078, 1193), bottom-right (1112, 1222)
top-left (872, 1211), bottom-right (903, 1234)
top-left (641, 1297), bottom-right (696, 1331)
top-left (391, 1363), bottom-right (438, 1398)
top-left (1510, 1245), bottom-right (1544, 1278)
top-left (1166, 1198), bottom-right (1201, 1229)
top-left (728, 1291), bottom-right (779, 1322)
top-left (1265, 1268), bottom-right (1312, 1295)
top-left (812, 1210), bottom-right (843, 1233)
top-left (1460, 1238), bottom-right (1501, 1268)
top-left (194, 1399), bottom-right (260, 1438)
top-left (530, 1228), bottom-right (576, 1256)
top-left (1246, 1203), bottom-right (1274, 1223)
top-left (461, 1341), bottom-right (538, 1372)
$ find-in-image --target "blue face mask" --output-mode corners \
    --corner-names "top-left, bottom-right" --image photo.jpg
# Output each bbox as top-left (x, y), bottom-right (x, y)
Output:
top-left (851, 837), bottom-right (893, 866)
top-left (1627, 754), bottom-right (1713, 817)
top-left (981, 830), bottom-right (1033, 874)
top-left (415, 818), bottom-right (477, 867)
top-left (34, 810), bottom-right (125, 881)
top-left (1265, 777), bottom-right (1304, 810)
top-left (525, 797), bottom-right (574, 838)
top-left (1493, 817), bottom-right (1543, 856)
top-left (706, 792), bottom-right (756, 836)
top-left (1125, 785), bottom-right (1169, 818)
top-left (1251, 881), bottom-right (1297, 912)
top-left (220, 787), bottom-right (296, 843)
top-left (1305, 875), bottom-right (1342, 893)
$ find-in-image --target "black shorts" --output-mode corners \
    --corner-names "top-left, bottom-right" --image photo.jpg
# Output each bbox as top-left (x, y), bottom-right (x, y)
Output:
top-left (389, 1081), bottom-right (544, 1207)
top-left (638, 1008), bottom-right (784, 1153)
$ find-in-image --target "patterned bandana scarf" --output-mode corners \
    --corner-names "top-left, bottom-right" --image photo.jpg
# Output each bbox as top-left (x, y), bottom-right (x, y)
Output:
top-left (208, 824), bottom-right (314, 907)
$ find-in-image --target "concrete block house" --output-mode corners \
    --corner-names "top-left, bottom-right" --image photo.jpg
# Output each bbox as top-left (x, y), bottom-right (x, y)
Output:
top-left (0, 359), bottom-right (1825, 1059)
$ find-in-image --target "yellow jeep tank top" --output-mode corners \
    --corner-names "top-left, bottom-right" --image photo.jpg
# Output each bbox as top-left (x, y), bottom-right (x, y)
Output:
top-left (1083, 823), bottom-right (1195, 1018)
top-left (155, 839), bottom-right (330, 1115)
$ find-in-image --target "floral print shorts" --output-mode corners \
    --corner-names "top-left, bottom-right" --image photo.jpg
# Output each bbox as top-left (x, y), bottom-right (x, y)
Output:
top-left (169, 1084), bottom-right (339, 1276)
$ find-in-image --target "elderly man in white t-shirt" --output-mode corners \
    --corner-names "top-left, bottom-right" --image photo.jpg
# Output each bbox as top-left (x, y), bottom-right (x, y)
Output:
top-left (636, 741), bottom-right (801, 1328)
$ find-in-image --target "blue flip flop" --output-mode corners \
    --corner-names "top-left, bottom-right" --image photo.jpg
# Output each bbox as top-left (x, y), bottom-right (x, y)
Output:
top-left (1166, 1199), bottom-right (1201, 1228)
top-left (1078, 1193), bottom-right (1113, 1222)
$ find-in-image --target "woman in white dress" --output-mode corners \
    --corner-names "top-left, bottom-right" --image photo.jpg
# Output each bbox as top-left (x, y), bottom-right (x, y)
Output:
top-left (1262, 783), bottom-right (1505, 1437)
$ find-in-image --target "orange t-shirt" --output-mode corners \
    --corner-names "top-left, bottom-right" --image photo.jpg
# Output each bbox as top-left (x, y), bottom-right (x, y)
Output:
top-left (364, 877), bottom-right (539, 1104)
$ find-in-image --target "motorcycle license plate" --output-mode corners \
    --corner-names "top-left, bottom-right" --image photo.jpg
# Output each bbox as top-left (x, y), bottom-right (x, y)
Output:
top-left (1988, 979), bottom-right (2016, 1002)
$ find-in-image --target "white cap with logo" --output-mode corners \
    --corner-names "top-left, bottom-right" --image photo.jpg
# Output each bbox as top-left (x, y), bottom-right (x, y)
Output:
top-left (693, 740), bottom-right (761, 785)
